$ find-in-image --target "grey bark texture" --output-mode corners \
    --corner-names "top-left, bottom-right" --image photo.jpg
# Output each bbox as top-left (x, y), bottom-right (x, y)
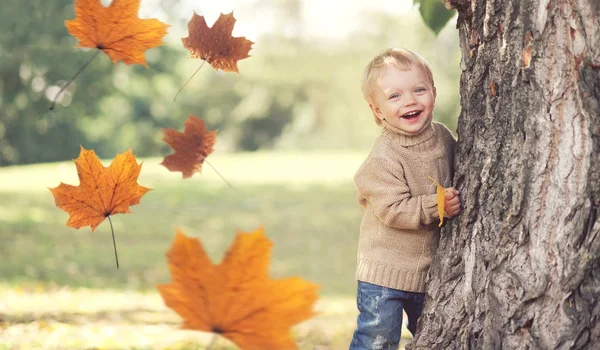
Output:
top-left (407, 0), bottom-right (600, 349)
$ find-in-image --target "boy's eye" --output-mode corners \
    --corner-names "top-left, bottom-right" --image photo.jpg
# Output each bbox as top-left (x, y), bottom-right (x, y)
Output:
top-left (389, 93), bottom-right (400, 99)
top-left (416, 88), bottom-right (426, 93)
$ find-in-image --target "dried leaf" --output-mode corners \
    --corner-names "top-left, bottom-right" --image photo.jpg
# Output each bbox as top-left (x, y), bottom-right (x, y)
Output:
top-left (160, 115), bottom-right (217, 179)
top-left (522, 31), bottom-right (533, 69)
top-left (428, 176), bottom-right (445, 227)
top-left (49, 146), bottom-right (151, 231)
top-left (489, 80), bottom-right (497, 97)
top-left (157, 227), bottom-right (320, 350)
top-left (65, 0), bottom-right (169, 66)
top-left (182, 12), bottom-right (254, 72)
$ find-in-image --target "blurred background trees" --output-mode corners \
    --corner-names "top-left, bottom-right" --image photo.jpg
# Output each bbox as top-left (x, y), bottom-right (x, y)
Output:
top-left (0, 0), bottom-right (460, 166)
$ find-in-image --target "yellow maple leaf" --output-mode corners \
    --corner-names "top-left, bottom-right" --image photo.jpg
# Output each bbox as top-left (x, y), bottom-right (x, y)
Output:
top-left (49, 146), bottom-right (151, 267)
top-left (65, 0), bottom-right (170, 66)
top-left (50, 0), bottom-right (170, 109)
top-left (49, 146), bottom-right (151, 231)
top-left (428, 176), bottom-right (446, 227)
top-left (157, 227), bottom-right (319, 350)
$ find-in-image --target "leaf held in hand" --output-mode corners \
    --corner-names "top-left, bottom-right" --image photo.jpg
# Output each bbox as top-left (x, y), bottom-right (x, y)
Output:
top-left (428, 176), bottom-right (445, 227)
top-left (160, 115), bottom-right (217, 179)
top-left (157, 227), bottom-right (320, 350)
top-left (182, 11), bottom-right (254, 72)
top-left (49, 146), bottom-right (151, 231)
top-left (65, 0), bottom-right (170, 66)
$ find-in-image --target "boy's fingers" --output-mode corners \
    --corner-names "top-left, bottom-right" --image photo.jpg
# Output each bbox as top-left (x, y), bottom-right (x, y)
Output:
top-left (445, 188), bottom-right (461, 198)
top-left (446, 209), bottom-right (459, 218)
top-left (446, 197), bottom-right (460, 206)
top-left (448, 206), bottom-right (460, 215)
top-left (445, 199), bottom-right (461, 215)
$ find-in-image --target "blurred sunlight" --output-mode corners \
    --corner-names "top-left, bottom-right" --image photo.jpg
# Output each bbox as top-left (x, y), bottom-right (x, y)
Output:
top-left (1, 0), bottom-right (460, 348)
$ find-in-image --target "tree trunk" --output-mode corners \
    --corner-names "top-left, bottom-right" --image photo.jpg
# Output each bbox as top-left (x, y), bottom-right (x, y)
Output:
top-left (408, 0), bottom-right (600, 349)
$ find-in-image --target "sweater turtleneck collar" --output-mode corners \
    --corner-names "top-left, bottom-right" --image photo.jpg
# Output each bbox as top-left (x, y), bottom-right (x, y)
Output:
top-left (381, 118), bottom-right (435, 146)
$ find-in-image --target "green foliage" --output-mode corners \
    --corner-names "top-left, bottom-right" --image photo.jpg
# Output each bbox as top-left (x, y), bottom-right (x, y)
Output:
top-left (0, 0), bottom-right (116, 165)
top-left (414, 0), bottom-right (456, 35)
top-left (0, 0), bottom-right (460, 166)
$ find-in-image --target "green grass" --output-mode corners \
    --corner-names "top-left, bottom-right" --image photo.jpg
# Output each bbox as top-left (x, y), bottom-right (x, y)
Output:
top-left (0, 151), bottom-right (419, 349)
top-left (0, 151), bottom-right (368, 296)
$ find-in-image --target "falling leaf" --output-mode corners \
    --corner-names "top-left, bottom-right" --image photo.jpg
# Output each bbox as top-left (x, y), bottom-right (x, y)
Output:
top-left (182, 12), bottom-right (254, 73)
top-left (157, 227), bottom-right (320, 350)
top-left (428, 176), bottom-right (446, 227)
top-left (160, 115), bottom-right (217, 179)
top-left (65, 0), bottom-right (170, 66)
top-left (49, 146), bottom-right (151, 231)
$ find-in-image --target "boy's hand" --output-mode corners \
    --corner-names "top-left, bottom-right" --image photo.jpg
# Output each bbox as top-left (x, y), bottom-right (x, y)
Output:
top-left (444, 188), bottom-right (461, 218)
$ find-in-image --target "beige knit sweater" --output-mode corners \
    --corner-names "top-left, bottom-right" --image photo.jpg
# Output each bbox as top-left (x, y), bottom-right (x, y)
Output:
top-left (354, 119), bottom-right (456, 293)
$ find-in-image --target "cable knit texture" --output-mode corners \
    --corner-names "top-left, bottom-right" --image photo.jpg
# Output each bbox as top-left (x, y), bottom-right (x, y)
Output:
top-left (354, 119), bottom-right (456, 292)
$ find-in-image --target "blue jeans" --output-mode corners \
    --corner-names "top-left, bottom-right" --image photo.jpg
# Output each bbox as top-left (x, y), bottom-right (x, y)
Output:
top-left (349, 281), bottom-right (425, 350)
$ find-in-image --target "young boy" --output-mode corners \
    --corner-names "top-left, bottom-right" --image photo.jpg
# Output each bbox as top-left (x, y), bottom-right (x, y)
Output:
top-left (350, 48), bottom-right (461, 350)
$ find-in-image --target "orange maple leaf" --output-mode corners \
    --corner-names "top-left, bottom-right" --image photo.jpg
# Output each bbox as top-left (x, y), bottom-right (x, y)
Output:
top-left (160, 115), bottom-right (217, 179)
top-left (65, 0), bottom-right (169, 66)
top-left (157, 227), bottom-right (320, 350)
top-left (49, 146), bottom-right (151, 231)
top-left (182, 12), bottom-right (254, 72)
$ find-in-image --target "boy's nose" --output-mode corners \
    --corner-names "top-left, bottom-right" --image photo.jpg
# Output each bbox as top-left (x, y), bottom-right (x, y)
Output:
top-left (404, 97), bottom-right (417, 106)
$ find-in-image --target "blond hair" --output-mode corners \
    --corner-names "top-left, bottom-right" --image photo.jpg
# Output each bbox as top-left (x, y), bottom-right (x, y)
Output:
top-left (361, 48), bottom-right (435, 125)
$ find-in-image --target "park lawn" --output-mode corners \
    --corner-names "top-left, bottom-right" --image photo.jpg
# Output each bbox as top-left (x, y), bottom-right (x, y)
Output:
top-left (0, 151), bottom-right (368, 295)
top-left (0, 150), bottom-right (415, 349)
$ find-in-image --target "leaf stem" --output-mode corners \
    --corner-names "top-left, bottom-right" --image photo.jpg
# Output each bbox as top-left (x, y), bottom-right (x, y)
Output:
top-left (206, 333), bottom-right (218, 350)
top-left (173, 60), bottom-right (207, 102)
top-left (205, 160), bottom-right (237, 191)
top-left (107, 216), bottom-right (120, 269)
top-left (427, 175), bottom-right (441, 186)
top-left (49, 50), bottom-right (101, 110)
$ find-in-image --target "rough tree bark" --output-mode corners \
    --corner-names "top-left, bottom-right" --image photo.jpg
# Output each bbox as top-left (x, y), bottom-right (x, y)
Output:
top-left (408, 0), bottom-right (600, 349)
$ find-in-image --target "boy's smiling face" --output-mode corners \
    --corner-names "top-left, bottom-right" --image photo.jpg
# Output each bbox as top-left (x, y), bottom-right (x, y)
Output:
top-left (370, 65), bottom-right (436, 134)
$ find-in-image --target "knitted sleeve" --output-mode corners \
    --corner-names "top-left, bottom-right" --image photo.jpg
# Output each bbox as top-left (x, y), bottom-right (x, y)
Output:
top-left (355, 157), bottom-right (440, 230)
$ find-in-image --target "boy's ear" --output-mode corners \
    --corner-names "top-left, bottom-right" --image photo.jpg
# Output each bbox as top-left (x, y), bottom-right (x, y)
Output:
top-left (433, 86), bottom-right (437, 100)
top-left (369, 103), bottom-right (383, 121)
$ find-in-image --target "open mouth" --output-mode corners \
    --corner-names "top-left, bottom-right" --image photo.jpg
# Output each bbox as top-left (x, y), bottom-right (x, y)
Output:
top-left (401, 110), bottom-right (422, 120)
